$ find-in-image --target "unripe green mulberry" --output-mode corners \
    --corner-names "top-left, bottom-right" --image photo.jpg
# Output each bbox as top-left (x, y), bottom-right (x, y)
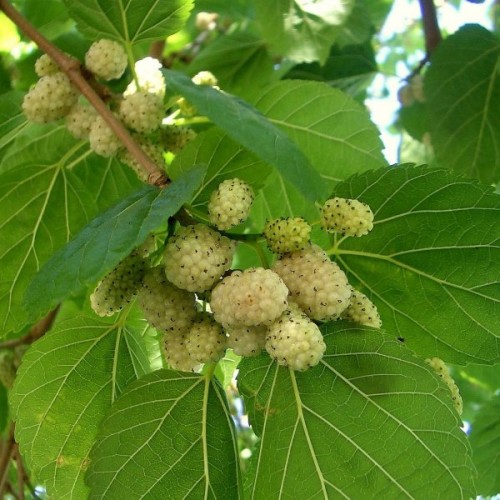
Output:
top-left (66, 102), bottom-right (97, 140)
top-left (226, 325), bottom-right (266, 357)
top-left (164, 224), bottom-right (235, 292)
top-left (0, 351), bottom-right (17, 389)
top-left (185, 313), bottom-right (227, 363)
top-left (341, 289), bottom-right (381, 328)
top-left (160, 125), bottom-right (196, 154)
top-left (119, 90), bottom-right (164, 133)
top-left (164, 331), bottom-right (200, 372)
top-left (273, 244), bottom-right (351, 321)
top-left (321, 197), bottom-right (374, 237)
top-left (22, 72), bottom-right (78, 123)
top-left (89, 115), bottom-right (122, 157)
top-left (263, 217), bottom-right (311, 254)
top-left (90, 243), bottom-right (151, 317)
top-left (137, 266), bottom-right (198, 333)
top-left (35, 54), bottom-right (58, 77)
top-left (208, 178), bottom-right (254, 230)
top-left (266, 305), bottom-right (326, 371)
top-left (210, 268), bottom-right (288, 329)
top-left (85, 39), bottom-right (128, 80)
top-left (425, 357), bottom-right (463, 415)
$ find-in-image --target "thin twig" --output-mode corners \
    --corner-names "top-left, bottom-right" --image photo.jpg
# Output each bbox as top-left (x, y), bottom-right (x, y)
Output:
top-left (0, 0), bottom-right (169, 187)
top-left (418, 0), bottom-right (442, 56)
top-left (0, 423), bottom-right (16, 495)
top-left (0, 306), bottom-right (60, 350)
top-left (14, 445), bottom-right (25, 500)
top-left (149, 40), bottom-right (166, 61)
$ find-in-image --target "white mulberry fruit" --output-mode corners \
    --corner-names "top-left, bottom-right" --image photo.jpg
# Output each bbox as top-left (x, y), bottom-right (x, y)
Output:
top-left (341, 289), bottom-right (381, 328)
top-left (137, 266), bottom-right (197, 333)
top-left (208, 178), bottom-right (254, 230)
top-left (119, 90), bottom-right (164, 133)
top-left (226, 325), bottom-right (266, 357)
top-left (185, 313), bottom-right (227, 363)
top-left (34, 54), bottom-right (58, 77)
top-left (266, 305), bottom-right (326, 371)
top-left (164, 224), bottom-right (235, 292)
top-left (90, 247), bottom-right (149, 317)
top-left (321, 197), bottom-right (374, 237)
top-left (22, 72), bottom-right (78, 123)
top-left (273, 244), bottom-right (351, 321)
top-left (66, 102), bottom-right (97, 140)
top-left (210, 268), bottom-right (288, 329)
top-left (263, 217), bottom-right (311, 254)
top-left (89, 115), bottom-right (122, 157)
top-left (85, 39), bottom-right (127, 80)
top-left (192, 71), bottom-right (218, 87)
top-left (124, 57), bottom-right (166, 97)
top-left (164, 331), bottom-right (200, 372)
top-left (426, 357), bottom-right (463, 415)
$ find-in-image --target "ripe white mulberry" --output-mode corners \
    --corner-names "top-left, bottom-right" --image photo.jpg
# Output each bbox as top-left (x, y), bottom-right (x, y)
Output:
top-left (321, 197), bottom-right (374, 237)
top-left (208, 178), bottom-right (254, 230)
top-left (263, 217), bottom-right (311, 254)
top-left (226, 325), bottom-right (266, 357)
top-left (119, 90), bottom-right (164, 133)
top-left (164, 331), bottom-right (200, 372)
top-left (266, 305), bottom-right (326, 371)
top-left (273, 244), bottom-right (351, 321)
top-left (90, 247), bottom-right (149, 317)
top-left (210, 268), bottom-right (288, 329)
top-left (164, 224), bottom-right (235, 292)
top-left (34, 54), bottom-right (58, 77)
top-left (341, 289), bottom-right (381, 328)
top-left (137, 266), bottom-right (197, 333)
top-left (66, 102), bottom-right (97, 139)
top-left (185, 313), bottom-right (227, 363)
top-left (22, 72), bottom-right (78, 123)
top-left (124, 57), bottom-right (166, 97)
top-left (85, 39), bottom-right (128, 80)
top-left (425, 357), bottom-right (463, 415)
top-left (89, 115), bottom-right (122, 157)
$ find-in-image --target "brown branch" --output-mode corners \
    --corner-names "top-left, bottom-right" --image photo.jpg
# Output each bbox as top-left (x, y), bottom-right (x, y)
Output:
top-left (0, 423), bottom-right (16, 495)
top-left (0, 306), bottom-right (60, 350)
top-left (418, 0), bottom-right (442, 56)
top-left (149, 40), bottom-right (166, 61)
top-left (14, 445), bottom-right (24, 500)
top-left (0, 0), bottom-right (169, 188)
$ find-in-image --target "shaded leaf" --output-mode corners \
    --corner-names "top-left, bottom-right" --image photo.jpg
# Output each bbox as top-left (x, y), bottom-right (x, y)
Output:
top-left (239, 323), bottom-right (475, 498)
top-left (164, 69), bottom-right (327, 203)
top-left (87, 370), bottom-right (241, 498)
top-left (425, 24), bottom-right (500, 183)
top-left (469, 395), bottom-right (500, 496)
top-left (25, 166), bottom-right (205, 321)
top-left (10, 314), bottom-right (147, 498)
top-left (254, 0), bottom-right (353, 64)
top-left (333, 165), bottom-right (500, 364)
top-left (0, 91), bottom-right (28, 160)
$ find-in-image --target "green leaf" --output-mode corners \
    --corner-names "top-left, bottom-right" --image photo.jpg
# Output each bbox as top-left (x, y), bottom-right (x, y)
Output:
top-left (254, 0), bottom-right (354, 64)
top-left (253, 80), bottom-right (386, 186)
top-left (0, 91), bottom-right (28, 160)
top-left (10, 313), bottom-right (146, 498)
top-left (425, 24), bottom-right (500, 184)
top-left (469, 395), bottom-right (500, 496)
top-left (20, 0), bottom-right (72, 39)
top-left (25, 166), bottom-right (206, 322)
top-left (188, 32), bottom-right (275, 98)
top-left (332, 165), bottom-right (500, 364)
top-left (86, 370), bottom-right (241, 498)
top-left (63, 0), bottom-right (194, 45)
top-left (163, 69), bottom-right (328, 204)
top-left (170, 127), bottom-right (271, 209)
top-left (239, 324), bottom-right (475, 498)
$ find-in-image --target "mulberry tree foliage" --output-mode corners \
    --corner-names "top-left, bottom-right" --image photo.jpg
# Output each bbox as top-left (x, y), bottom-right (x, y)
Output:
top-left (0, 0), bottom-right (498, 498)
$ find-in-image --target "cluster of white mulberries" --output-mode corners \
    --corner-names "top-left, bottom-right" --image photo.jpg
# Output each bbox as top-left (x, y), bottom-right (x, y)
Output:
top-left (22, 45), bottom-right (208, 184)
top-left (425, 357), bottom-right (463, 415)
